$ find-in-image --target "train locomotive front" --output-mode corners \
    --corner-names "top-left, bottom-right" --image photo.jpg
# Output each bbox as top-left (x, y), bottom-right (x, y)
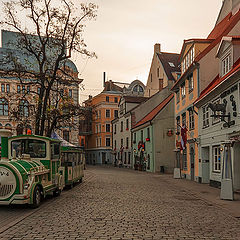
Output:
top-left (0, 131), bottom-right (64, 207)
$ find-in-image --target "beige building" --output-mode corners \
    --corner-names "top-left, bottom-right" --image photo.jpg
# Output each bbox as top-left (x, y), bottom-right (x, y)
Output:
top-left (144, 43), bottom-right (180, 98)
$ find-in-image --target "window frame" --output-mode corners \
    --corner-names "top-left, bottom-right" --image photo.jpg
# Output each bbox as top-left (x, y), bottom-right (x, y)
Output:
top-left (212, 145), bottom-right (221, 173)
top-left (203, 105), bottom-right (209, 128)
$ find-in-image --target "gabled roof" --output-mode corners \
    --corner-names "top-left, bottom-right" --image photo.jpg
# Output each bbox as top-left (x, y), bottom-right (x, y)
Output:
top-left (132, 94), bottom-right (173, 129)
top-left (179, 39), bottom-right (214, 61)
top-left (195, 57), bottom-right (240, 105)
top-left (103, 81), bottom-right (123, 92)
top-left (157, 52), bottom-right (180, 80)
top-left (195, 10), bottom-right (240, 62)
top-left (172, 10), bottom-right (240, 91)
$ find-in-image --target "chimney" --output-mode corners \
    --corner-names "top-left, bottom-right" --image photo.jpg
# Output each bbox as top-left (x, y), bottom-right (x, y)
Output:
top-left (154, 43), bottom-right (161, 54)
top-left (103, 72), bottom-right (106, 87)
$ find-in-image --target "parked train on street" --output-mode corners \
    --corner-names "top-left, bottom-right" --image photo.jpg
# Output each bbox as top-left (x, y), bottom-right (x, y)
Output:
top-left (0, 129), bottom-right (84, 208)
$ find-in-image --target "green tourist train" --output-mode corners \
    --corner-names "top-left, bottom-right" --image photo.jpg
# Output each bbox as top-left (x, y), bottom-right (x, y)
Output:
top-left (0, 129), bottom-right (84, 208)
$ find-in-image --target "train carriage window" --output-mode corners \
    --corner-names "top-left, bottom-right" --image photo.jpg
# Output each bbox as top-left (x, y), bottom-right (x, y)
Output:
top-left (51, 143), bottom-right (60, 159)
top-left (11, 139), bottom-right (46, 158)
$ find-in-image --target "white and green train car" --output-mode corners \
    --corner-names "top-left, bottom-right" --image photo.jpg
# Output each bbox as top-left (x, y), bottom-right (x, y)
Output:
top-left (0, 130), bottom-right (65, 208)
top-left (61, 146), bottom-right (84, 187)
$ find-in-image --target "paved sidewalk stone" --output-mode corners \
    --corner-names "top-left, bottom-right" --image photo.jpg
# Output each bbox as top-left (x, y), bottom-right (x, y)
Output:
top-left (0, 166), bottom-right (240, 239)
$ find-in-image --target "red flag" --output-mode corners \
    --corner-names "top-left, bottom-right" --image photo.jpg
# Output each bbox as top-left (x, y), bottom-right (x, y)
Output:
top-left (180, 124), bottom-right (187, 150)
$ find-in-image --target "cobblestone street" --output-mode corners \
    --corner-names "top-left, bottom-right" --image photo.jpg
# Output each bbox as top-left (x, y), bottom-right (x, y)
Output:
top-left (0, 166), bottom-right (240, 240)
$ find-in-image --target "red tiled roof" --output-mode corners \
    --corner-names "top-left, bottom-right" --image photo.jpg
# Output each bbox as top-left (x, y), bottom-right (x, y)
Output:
top-left (132, 94), bottom-right (174, 129)
top-left (172, 10), bottom-right (240, 92)
top-left (195, 10), bottom-right (240, 62)
top-left (195, 57), bottom-right (240, 105)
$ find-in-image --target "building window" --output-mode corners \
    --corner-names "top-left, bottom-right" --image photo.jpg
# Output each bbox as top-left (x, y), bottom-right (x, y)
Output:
top-left (176, 90), bottom-right (180, 103)
top-left (37, 87), bottom-right (41, 95)
top-left (0, 98), bottom-right (8, 116)
top-left (182, 112), bottom-right (186, 127)
top-left (121, 121), bottom-right (123, 132)
top-left (203, 105), bottom-right (209, 128)
top-left (147, 127), bottom-right (150, 138)
top-left (114, 110), bottom-right (118, 118)
top-left (133, 132), bottom-right (136, 143)
top-left (181, 82), bottom-right (186, 99)
top-left (176, 116), bottom-right (180, 133)
top-left (63, 130), bottom-right (69, 142)
top-left (106, 96), bottom-right (109, 102)
top-left (27, 86), bottom-right (30, 94)
top-left (96, 125), bottom-right (98, 133)
top-left (126, 118), bottom-right (129, 130)
top-left (213, 146), bottom-right (221, 172)
top-left (106, 109), bottom-right (110, 118)
top-left (22, 85), bottom-right (26, 94)
top-left (124, 152), bottom-right (127, 164)
top-left (17, 85), bottom-right (21, 93)
top-left (114, 140), bottom-right (116, 150)
top-left (106, 124), bottom-right (110, 132)
top-left (114, 124), bottom-right (116, 134)
top-left (121, 138), bottom-right (123, 147)
top-left (159, 79), bottom-right (163, 91)
top-left (222, 54), bottom-right (231, 76)
top-left (189, 110), bottom-right (194, 130)
top-left (99, 110), bottom-right (101, 119)
top-left (19, 100), bottom-right (29, 117)
top-left (1, 84), bottom-right (5, 92)
top-left (128, 152), bottom-right (131, 165)
top-left (99, 124), bottom-right (101, 133)
top-left (69, 89), bottom-right (72, 98)
top-left (106, 138), bottom-right (111, 147)
top-left (6, 84), bottom-right (10, 93)
top-left (126, 137), bottom-right (129, 149)
top-left (183, 148), bottom-right (187, 170)
top-left (212, 99), bottom-right (221, 125)
top-left (188, 73), bottom-right (193, 93)
top-left (141, 130), bottom-right (143, 141)
top-left (114, 97), bottom-right (118, 103)
top-left (96, 137), bottom-right (98, 147)
top-left (99, 137), bottom-right (101, 147)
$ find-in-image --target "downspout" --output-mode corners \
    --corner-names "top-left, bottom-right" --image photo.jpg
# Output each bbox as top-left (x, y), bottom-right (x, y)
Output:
top-left (197, 63), bottom-right (200, 97)
top-left (150, 120), bottom-right (154, 172)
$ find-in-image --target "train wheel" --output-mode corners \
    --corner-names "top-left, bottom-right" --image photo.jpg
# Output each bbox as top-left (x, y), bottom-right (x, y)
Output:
top-left (32, 186), bottom-right (41, 208)
top-left (53, 188), bottom-right (62, 197)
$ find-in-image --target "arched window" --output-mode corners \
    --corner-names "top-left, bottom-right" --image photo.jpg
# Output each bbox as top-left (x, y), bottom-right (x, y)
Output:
top-left (16, 124), bottom-right (23, 135)
top-left (133, 85), bottom-right (138, 92)
top-left (19, 100), bottom-right (29, 117)
top-left (5, 123), bottom-right (11, 127)
top-left (0, 98), bottom-right (8, 116)
top-left (139, 86), bottom-right (144, 92)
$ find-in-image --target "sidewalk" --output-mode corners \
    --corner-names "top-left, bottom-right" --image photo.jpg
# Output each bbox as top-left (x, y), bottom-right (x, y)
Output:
top-left (160, 173), bottom-right (240, 218)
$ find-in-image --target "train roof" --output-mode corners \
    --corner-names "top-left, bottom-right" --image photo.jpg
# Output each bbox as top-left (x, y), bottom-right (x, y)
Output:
top-left (9, 134), bottom-right (61, 143)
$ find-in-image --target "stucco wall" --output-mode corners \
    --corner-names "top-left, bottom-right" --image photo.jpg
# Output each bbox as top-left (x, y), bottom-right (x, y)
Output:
top-left (153, 99), bottom-right (175, 173)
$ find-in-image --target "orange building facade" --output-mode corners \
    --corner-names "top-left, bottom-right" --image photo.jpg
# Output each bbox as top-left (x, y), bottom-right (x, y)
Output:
top-left (172, 40), bottom-right (212, 181)
top-left (83, 82), bottom-right (122, 164)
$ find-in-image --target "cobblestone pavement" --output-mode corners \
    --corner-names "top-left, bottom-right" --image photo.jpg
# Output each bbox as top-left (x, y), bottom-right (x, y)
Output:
top-left (0, 166), bottom-right (240, 240)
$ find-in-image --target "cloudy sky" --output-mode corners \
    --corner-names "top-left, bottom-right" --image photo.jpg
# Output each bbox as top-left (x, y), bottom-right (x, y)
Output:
top-left (73, 0), bottom-right (223, 102)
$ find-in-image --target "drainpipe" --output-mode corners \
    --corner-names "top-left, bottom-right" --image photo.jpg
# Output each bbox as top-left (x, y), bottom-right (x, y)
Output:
top-left (197, 63), bottom-right (200, 97)
top-left (0, 129), bottom-right (12, 161)
top-left (150, 121), bottom-right (154, 172)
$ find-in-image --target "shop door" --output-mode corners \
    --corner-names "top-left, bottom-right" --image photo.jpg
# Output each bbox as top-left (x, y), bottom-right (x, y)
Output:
top-left (102, 152), bottom-right (106, 164)
top-left (190, 146), bottom-right (195, 181)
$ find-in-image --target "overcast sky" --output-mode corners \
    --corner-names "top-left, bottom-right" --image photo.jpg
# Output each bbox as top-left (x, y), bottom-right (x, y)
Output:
top-left (73, 0), bottom-right (223, 102)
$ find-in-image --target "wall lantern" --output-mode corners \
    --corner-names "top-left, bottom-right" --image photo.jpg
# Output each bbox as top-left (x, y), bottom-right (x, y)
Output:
top-left (167, 129), bottom-right (173, 137)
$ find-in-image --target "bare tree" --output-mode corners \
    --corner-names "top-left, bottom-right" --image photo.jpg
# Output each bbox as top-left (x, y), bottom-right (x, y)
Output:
top-left (0, 0), bottom-right (97, 136)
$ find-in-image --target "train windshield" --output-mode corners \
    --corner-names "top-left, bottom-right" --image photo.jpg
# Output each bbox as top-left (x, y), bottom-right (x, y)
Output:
top-left (11, 139), bottom-right (46, 158)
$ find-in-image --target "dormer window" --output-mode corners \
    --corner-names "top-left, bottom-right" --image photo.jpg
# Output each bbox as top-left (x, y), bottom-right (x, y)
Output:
top-left (181, 82), bottom-right (186, 99)
top-left (222, 54), bottom-right (231, 76)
